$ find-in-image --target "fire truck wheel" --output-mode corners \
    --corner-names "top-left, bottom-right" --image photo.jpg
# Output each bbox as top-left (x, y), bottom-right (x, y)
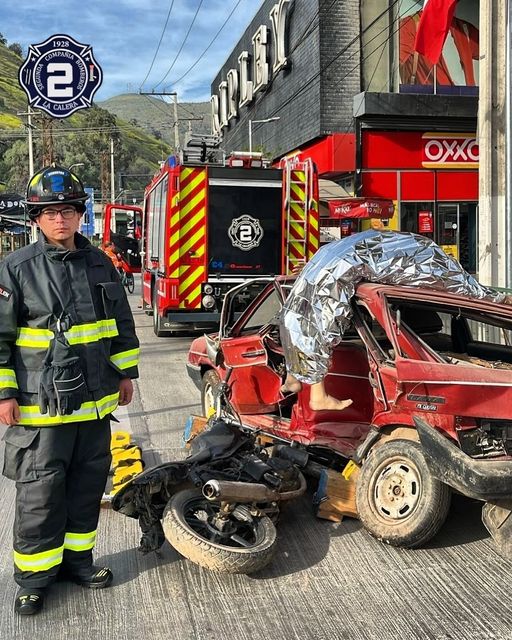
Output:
top-left (356, 439), bottom-right (451, 548)
top-left (153, 295), bottom-right (168, 337)
top-left (201, 370), bottom-right (221, 417)
top-left (163, 489), bottom-right (277, 574)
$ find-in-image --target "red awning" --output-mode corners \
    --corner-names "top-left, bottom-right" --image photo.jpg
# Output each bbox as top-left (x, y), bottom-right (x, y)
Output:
top-left (325, 198), bottom-right (395, 219)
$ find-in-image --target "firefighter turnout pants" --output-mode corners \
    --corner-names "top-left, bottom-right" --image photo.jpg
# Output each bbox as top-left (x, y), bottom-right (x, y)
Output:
top-left (2, 417), bottom-right (111, 588)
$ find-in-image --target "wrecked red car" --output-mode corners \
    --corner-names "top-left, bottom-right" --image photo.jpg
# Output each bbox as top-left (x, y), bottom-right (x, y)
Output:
top-left (187, 276), bottom-right (512, 553)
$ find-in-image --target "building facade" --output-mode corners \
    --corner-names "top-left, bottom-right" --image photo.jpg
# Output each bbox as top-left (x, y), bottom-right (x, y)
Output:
top-left (210, 0), bottom-right (480, 272)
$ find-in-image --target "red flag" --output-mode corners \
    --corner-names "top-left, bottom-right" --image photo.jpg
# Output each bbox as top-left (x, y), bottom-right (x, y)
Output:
top-left (413, 0), bottom-right (458, 64)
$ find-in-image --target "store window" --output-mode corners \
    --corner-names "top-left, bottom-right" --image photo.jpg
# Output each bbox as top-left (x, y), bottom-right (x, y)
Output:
top-left (401, 201), bottom-right (477, 273)
top-left (400, 202), bottom-right (434, 238)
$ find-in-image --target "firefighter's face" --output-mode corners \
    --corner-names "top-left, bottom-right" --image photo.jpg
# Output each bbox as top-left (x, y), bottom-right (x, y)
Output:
top-left (36, 204), bottom-right (82, 247)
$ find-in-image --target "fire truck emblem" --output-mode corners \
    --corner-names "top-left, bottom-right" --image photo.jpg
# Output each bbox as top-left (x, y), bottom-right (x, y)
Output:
top-left (18, 34), bottom-right (103, 119)
top-left (228, 215), bottom-right (264, 251)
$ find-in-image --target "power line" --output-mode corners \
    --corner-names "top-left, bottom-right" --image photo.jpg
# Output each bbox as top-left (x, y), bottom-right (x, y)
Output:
top-left (154, 0), bottom-right (205, 90)
top-left (170, 0), bottom-right (245, 88)
top-left (139, 0), bottom-right (177, 90)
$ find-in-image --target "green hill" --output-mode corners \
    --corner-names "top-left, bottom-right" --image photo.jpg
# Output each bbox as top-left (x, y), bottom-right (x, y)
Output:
top-left (98, 94), bottom-right (210, 145)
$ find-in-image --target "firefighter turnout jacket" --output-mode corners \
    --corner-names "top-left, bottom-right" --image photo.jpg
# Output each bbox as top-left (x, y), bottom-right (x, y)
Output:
top-left (0, 232), bottom-right (139, 424)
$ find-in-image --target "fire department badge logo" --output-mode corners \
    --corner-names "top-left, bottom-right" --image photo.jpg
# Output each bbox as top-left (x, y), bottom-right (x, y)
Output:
top-left (18, 34), bottom-right (103, 119)
top-left (228, 215), bottom-right (264, 251)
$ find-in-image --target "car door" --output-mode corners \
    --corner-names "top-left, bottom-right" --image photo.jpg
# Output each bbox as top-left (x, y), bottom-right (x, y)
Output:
top-left (220, 280), bottom-right (287, 414)
top-left (384, 299), bottom-right (512, 420)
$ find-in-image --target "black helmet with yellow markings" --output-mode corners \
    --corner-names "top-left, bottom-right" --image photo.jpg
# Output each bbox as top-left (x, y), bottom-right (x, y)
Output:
top-left (24, 165), bottom-right (88, 219)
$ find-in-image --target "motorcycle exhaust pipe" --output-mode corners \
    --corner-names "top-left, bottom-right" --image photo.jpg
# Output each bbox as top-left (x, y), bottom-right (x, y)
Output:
top-left (203, 480), bottom-right (280, 503)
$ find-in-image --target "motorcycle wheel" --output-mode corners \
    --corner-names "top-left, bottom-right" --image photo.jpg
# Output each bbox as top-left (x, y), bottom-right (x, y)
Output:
top-left (356, 439), bottom-right (451, 548)
top-left (163, 488), bottom-right (277, 574)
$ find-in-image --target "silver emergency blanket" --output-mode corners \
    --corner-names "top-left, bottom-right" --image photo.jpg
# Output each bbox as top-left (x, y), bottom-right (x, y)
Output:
top-left (281, 230), bottom-right (506, 384)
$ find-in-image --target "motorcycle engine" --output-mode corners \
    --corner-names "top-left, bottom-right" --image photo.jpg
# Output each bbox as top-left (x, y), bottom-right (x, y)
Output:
top-left (241, 453), bottom-right (301, 491)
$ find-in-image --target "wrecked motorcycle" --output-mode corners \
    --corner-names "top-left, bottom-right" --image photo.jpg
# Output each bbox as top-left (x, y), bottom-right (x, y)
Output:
top-left (111, 375), bottom-right (307, 574)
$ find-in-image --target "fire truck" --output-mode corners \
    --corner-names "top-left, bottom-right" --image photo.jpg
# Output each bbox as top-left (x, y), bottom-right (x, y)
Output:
top-left (116, 135), bottom-right (320, 336)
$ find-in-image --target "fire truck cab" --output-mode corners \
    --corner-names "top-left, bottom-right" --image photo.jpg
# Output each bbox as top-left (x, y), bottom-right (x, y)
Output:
top-left (121, 135), bottom-right (320, 336)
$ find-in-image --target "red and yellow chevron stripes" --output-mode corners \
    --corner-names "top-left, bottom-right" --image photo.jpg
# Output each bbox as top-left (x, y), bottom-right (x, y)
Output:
top-left (284, 168), bottom-right (319, 272)
top-left (168, 167), bottom-right (207, 309)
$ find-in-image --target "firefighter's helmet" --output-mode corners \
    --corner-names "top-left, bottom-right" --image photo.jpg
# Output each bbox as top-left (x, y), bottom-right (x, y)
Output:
top-left (24, 165), bottom-right (88, 219)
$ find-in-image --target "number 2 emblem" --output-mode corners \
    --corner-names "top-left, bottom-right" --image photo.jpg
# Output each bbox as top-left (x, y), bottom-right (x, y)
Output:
top-left (18, 34), bottom-right (102, 119)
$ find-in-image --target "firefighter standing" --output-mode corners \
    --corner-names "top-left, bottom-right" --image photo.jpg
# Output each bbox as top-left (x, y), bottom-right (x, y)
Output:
top-left (0, 166), bottom-right (140, 615)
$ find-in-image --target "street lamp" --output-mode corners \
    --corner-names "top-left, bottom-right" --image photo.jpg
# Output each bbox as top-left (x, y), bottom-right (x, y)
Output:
top-left (68, 163), bottom-right (85, 172)
top-left (248, 117), bottom-right (280, 154)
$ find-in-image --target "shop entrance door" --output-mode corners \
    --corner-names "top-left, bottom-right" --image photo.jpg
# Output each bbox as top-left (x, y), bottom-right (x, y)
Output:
top-left (436, 203), bottom-right (460, 262)
top-left (436, 203), bottom-right (477, 272)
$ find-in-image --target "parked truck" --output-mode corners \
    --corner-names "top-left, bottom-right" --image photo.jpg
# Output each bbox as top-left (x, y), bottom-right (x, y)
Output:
top-left (118, 139), bottom-right (320, 336)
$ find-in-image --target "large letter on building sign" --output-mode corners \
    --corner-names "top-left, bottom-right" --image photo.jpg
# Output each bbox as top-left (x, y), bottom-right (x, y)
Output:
top-left (211, 95), bottom-right (221, 136)
top-left (270, 0), bottom-right (292, 74)
top-left (219, 80), bottom-right (229, 129)
top-left (238, 51), bottom-right (253, 108)
top-left (252, 26), bottom-right (269, 93)
top-left (227, 69), bottom-right (239, 121)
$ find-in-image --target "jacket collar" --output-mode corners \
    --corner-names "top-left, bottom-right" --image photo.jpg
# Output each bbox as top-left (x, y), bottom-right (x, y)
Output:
top-left (39, 232), bottom-right (92, 261)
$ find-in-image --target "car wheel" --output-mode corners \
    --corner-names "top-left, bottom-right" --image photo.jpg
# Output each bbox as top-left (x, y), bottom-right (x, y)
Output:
top-left (201, 369), bottom-right (221, 417)
top-left (356, 439), bottom-right (451, 548)
top-left (163, 489), bottom-right (277, 574)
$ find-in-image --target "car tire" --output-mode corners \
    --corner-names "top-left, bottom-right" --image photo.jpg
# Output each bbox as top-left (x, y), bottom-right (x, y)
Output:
top-left (356, 439), bottom-right (451, 548)
top-left (163, 489), bottom-right (277, 574)
top-left (201, 369), bottom-right (221, 417)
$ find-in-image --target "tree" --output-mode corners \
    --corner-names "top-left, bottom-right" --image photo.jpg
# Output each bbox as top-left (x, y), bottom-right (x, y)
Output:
top-left (0, 34), bottom-right (7, 46)
top-left (8, 43), bottom-right (23, 58)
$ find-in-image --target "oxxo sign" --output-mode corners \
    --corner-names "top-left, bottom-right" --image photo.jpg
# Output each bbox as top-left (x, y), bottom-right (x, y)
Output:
top-left (211, 0), bottom-right (292, 136)
top-left (19, 34), bottom-right (102, 119)
top-left (422, 133), bottom-right (479, 169)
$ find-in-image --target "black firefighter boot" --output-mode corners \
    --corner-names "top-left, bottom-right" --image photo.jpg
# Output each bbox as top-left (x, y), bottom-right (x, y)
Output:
top-left (61, 565), bottom-right (113, 589)
top-left (14, 588), bottom-right (46, 615)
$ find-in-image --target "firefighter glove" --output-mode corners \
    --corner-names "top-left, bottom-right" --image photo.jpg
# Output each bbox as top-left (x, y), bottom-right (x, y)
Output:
top-left (38, 327), bottom-right (88, 417)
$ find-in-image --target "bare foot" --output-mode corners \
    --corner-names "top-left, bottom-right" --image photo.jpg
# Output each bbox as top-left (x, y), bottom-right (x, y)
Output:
top-left (280, 373), bottom-right (302, 394)
top-left (309, 396), bottom-right (353, 412)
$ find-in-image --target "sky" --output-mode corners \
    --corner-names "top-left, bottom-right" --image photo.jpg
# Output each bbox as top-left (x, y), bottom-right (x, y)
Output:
top-left (1, 0), bottom-right (261, 103)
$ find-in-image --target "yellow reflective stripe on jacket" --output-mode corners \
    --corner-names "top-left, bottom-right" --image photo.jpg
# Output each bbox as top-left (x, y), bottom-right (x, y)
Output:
top-left (64, 531), bottom-right (97, 552)
top-left (15, 327), bottom-right (53, 348)
top-left (97, 392), bottom-right (120, 419)
top-left (110, 348), bottom-right (140, 370)
top-left (0, 368), bottom-right (18, 389)
top-left (17, 392), bottom-right (120, 426)
top-left (67, 319), bottom-right (118, 345)
top-left (14, 545), bottom-right (64, 572)
top-left (15, 319), bottom-right (119, 348)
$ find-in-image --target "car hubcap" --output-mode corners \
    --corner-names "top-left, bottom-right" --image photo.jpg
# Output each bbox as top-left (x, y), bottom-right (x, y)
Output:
top-left (372, 458), bottom-right (421, 521)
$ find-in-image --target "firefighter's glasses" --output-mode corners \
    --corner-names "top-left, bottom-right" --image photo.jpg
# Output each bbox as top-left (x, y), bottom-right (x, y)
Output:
top-left (40, 207), bottom-right (78, 220)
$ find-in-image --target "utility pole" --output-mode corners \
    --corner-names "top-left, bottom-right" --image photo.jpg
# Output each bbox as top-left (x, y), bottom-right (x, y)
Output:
top-left (478, 1), bottom-right (508, 288)
top-left (172, 93), bottom-right (180, 151)
top-left (139, 91), bottom-right (180, 152)
top-left (17, 106), bottom-right (35, 177)
top-left (41, 115), bottom-right (54, 166)
top-left (17, 106), bottom-right (38, 242)
top-left (110, 136), bottom-right (115, 202)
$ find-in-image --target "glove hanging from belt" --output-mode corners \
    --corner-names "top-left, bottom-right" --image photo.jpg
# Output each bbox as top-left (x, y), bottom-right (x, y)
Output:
top-left (39, 315), bottom-right (88, 417)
